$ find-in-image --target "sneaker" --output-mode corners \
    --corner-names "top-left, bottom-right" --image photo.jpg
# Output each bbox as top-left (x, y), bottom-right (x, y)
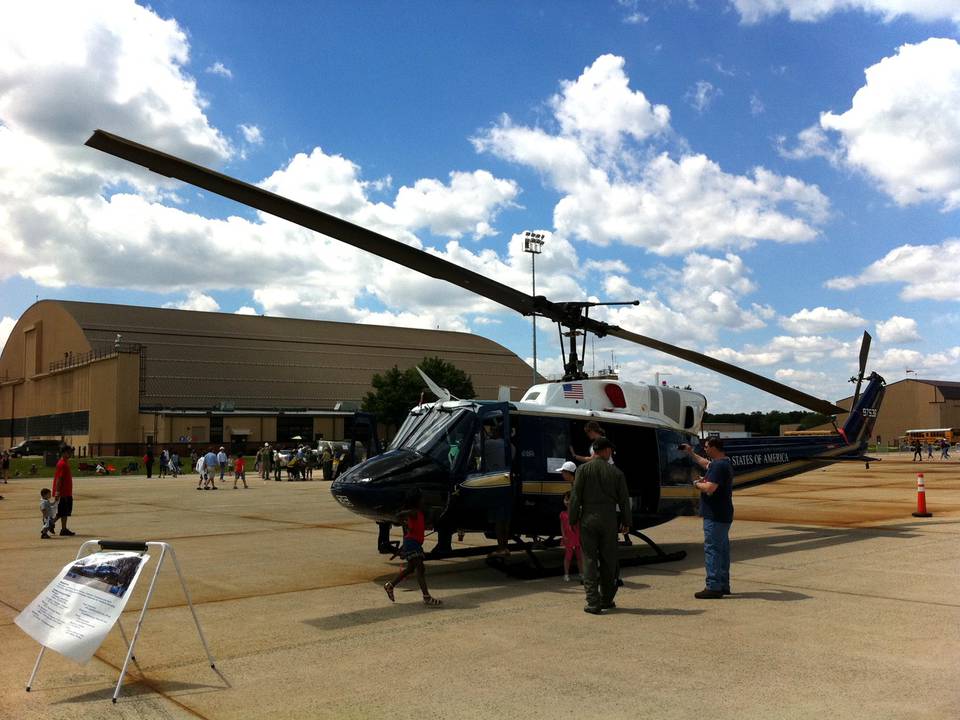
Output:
top-left (59, 528), bottom-right (76, 536)
top-left (563, 574), bottom-right (571, 582)
top-left (722, 587), bottom-right (732, 595)
top-left (583, 606), bottom-right (603, 615)
top-left (694, 588), bottom-right (724, 599)
top-left (41, 532), bottom-right (49, 539)
top-left (601, 601), bottom-right (617, 610)
top-left (211, 486), bottom-right (218, 490)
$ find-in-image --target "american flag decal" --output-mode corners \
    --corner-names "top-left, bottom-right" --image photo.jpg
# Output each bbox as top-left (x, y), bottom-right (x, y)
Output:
top-left (562, 383), bottom-right (584, 399)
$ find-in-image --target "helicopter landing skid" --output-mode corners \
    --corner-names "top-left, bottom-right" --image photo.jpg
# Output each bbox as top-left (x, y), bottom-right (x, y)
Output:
top-left (484, 531), bottom-right (685, 579)
top-left (619, 531), bottom-right (686, 566)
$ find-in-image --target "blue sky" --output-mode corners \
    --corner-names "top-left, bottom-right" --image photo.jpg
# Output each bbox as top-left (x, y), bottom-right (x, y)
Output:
top-left (2, 0), bottom-right (959, 412)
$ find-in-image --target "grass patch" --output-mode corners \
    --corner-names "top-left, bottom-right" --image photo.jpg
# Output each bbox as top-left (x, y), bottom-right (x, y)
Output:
top-left (7, 456), bottom-right (144, 479)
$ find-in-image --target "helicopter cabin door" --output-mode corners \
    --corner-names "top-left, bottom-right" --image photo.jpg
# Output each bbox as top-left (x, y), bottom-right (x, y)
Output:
top-left (457, 404), bottom-right (513, 526)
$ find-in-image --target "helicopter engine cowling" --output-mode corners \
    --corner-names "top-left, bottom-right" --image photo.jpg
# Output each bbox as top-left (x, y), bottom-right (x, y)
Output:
top-left (331, 449), bottom-right (450, 523)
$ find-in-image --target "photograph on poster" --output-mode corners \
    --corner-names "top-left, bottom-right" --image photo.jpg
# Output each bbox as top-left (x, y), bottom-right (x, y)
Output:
top-left (65, 554), bottom-right (143, 598)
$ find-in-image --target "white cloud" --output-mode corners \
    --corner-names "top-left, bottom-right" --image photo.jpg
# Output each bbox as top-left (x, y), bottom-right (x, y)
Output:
top-left (875, 316), bottom-right (920, 343)
top-left (474, 54), bottom-right (829, 256)
top-left (235, 305), bottom-right (259, 315)
top-left (551, 54), bottom-right (670, 155)
top-left (0, 2), bottom-right (232, 167)
top-left (774, 367), bottom-right (832, 395)
top-left (710, 334), bottom-right (846, 367)
top-left (777, 124), bottom-right (840, 163)
top-left (819, 38), bottom-right (960, 210)
top-left (750, 93), bottom-right (765, 116)
top-left (163, 291), bottom-right (220, 312)
top-left (826, 238), bottom-right (960, 301)
top-left (584, 258), bottom-right (631, 274)
top-left (206, 61), bottom-right (233, 79)
top-left (686, 80), bottom-right (721, 113)
top-left (602, 252), bottom-right (769, 346)
top-left (617, 0), bottom-right (649, 24)
top-left (731, 0), bottom-right (960, 24)
top-left (780, 306), bottom-right (866, 334)
top-left (393, 171), bottom-right (519, 239)
top-left (239, 124), bottom-right (263, 145)
top-left (0, 315), bottom-right (15, 353)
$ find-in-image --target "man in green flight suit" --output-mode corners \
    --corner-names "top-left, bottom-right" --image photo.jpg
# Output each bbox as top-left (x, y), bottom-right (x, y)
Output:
top-left (568, 437), bottom-right (630, 614)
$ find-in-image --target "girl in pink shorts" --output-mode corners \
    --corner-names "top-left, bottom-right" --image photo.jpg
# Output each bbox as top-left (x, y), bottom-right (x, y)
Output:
top-left (560, 491), bottom-right (583, 582)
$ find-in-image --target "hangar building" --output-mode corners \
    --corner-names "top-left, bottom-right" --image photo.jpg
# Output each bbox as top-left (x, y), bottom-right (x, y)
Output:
top-left (0, 300), bottom-right (537, 456)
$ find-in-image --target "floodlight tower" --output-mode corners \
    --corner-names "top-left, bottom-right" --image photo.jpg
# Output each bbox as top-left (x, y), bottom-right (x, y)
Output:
top-left (523, 231), bottom-right (546, 383)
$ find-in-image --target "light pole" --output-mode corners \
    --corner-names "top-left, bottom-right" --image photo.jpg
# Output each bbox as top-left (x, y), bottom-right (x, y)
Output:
top-left (523, 231), bottom-right (545, 383)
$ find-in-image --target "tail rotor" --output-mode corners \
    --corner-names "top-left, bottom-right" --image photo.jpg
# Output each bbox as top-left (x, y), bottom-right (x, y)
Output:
top-left (850, 331), bottom-right (872, 409)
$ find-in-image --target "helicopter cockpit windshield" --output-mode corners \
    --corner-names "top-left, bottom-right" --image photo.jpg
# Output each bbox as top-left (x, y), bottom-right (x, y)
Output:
top-left (389, 406), bottom-right (476, 471)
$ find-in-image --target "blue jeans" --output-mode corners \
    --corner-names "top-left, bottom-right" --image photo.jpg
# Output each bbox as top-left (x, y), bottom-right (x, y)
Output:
top-left (703, 518), bottom-right (731, 591)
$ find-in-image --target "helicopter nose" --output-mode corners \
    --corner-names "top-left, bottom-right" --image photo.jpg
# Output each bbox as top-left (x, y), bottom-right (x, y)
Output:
top-left (330, 449), bottom-right (440, 522)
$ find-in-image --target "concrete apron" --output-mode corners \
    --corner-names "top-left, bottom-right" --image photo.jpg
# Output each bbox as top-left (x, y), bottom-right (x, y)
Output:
top-left (0, 454), bottom-right (958, 719)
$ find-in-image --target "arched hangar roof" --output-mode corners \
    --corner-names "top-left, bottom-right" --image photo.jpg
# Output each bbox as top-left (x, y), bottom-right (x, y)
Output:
top-left (1, 300), bottom-right (537, 410)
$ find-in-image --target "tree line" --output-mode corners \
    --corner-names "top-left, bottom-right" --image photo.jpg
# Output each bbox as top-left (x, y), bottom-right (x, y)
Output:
top-left (704, 410), bottom-right (832, 437)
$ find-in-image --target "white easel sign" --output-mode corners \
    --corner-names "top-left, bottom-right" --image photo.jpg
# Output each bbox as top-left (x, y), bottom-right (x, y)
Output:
top-left (15, 551), bottom-right (149, 664)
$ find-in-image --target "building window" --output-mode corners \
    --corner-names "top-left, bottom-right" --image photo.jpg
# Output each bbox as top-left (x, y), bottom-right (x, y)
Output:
top-left (210, 416), bottom-right (223, 443)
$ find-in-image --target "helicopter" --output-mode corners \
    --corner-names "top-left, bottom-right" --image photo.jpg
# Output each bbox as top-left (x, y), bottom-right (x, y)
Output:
top-left (85, 130), bottom-right (886, 567)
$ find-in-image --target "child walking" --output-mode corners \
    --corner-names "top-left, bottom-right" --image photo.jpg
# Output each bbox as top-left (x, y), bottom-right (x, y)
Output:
top-left (560, 490), bottom-right (583, 582)
top-left (233, 454), bottom-right (248, 489)
top-left (40, 488), bottom-right (57, 539)
top-left (384, 489), bottom-right (442, 607)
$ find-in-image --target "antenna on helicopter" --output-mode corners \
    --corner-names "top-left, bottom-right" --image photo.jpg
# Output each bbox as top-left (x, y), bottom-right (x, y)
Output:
top-left (417, 366), bottom-right (454, 403)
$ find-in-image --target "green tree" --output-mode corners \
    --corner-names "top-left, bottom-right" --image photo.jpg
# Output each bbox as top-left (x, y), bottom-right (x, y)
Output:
top-left (361, 357), bottom-right (475, 429)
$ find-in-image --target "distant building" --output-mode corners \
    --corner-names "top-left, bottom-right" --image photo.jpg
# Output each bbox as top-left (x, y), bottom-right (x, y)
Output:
top-left (835, 378), bottom-right (960, 448)
top-left (0, 300), bottom-right (537, 455)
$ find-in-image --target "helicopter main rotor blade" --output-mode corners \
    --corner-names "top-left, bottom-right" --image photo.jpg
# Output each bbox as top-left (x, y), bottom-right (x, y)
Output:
top-left (605, 326), bottom-right (845, 415)
top-left (85, 129), bottom-right (845, 415)
top-left (84, 130), bottom-right (537, 318)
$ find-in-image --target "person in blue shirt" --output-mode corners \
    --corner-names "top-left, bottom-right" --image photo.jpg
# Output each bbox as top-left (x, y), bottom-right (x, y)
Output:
top-left (203, 448), bottom-right (220, 490)
top-left (681, 438), bottom-right (734, 599)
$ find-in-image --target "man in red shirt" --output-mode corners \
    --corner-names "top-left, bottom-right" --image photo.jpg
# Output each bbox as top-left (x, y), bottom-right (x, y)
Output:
top-left (52, 446), bottom-right (76, 536)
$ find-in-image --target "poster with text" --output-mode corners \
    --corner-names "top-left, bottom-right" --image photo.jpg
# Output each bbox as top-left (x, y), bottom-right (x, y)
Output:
top-left (15, 551), bottom-right (149, 663)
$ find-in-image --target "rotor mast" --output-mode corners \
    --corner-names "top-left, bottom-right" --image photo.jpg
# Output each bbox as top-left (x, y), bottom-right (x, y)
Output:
top-left (555, 301), bottom-right (639, 381)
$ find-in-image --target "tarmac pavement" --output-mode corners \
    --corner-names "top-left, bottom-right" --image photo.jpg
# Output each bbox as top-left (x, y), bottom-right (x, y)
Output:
top-left (0, 453), bottom-right (958, 719)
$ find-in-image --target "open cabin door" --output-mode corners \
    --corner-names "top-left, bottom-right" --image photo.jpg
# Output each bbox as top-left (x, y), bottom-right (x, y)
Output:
top-left (456, 403), bottom-right (513, 525)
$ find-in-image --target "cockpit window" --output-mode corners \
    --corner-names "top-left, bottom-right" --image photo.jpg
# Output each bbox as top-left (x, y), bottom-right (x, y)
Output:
top-left (426, 410), bottom-right (474, 470)
top-left (390, 407), bottom-right (476, 471)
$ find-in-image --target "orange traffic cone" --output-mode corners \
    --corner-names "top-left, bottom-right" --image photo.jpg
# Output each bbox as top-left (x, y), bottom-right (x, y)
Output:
top-left (912, 472), bottom-right (932, 518)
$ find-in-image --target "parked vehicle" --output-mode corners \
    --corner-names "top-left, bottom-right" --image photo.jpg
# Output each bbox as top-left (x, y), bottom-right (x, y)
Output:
top-left (8, 439), bottom-right (64, 458)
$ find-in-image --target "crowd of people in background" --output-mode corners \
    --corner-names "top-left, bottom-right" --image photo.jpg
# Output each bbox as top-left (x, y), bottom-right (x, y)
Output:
top-left (911, 438), bottom-right (954, 461)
